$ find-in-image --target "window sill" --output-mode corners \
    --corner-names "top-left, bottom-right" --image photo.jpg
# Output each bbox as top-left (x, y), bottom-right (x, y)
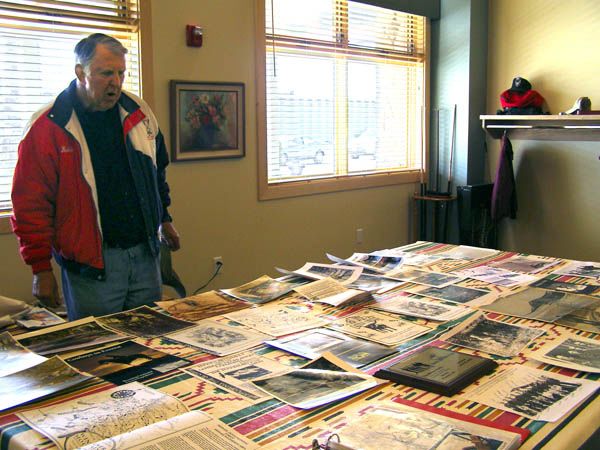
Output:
top-left (258, 170), bottom-right (421, 200)
top-left (0, 214), bottom-right (12, 235)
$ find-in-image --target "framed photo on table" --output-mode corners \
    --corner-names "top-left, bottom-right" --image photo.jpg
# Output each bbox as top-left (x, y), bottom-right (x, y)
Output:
top-left (169, 81), bottom-right (245, 161)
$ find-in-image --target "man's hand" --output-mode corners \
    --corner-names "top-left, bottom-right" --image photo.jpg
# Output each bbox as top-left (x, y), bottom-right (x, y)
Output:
top-left (159, 222), bottom-right (181, 251)
top-left (32, 270), bottom-right (61, 308)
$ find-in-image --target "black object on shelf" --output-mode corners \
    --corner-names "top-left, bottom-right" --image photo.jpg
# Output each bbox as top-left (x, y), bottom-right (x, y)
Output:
top-left (456, 183), bottom-right (497, 248)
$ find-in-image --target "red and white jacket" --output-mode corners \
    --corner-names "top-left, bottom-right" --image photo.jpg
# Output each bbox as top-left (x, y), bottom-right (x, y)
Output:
top-left (11, 80), bottom-right (172, 280)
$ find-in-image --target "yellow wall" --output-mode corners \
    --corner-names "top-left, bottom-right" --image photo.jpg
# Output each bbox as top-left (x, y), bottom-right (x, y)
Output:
top-left (487, 0), bottom-right (600, 260)
top-left (0, 0), bottom-right (415, 301)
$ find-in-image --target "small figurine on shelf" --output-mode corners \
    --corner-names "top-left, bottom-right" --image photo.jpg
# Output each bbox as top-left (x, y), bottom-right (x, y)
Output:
top-left (559, 96), bottom-right (600, 115)
top-left (497, 76), bottom-right (547, 115)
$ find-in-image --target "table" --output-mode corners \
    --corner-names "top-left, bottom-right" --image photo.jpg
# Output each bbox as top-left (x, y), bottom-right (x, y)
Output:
top-left (1, 241), bottom-right (599, 449)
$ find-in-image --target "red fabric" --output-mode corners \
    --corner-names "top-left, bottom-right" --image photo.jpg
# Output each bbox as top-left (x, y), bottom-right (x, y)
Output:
top-left (11, 111), bottom-right (104, 274)
top-left (500, 89), bottom-right (545, 109)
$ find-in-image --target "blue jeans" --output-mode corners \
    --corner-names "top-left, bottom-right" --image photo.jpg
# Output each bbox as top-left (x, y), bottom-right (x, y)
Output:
top-left (61, 243), bottom-right (162, 320)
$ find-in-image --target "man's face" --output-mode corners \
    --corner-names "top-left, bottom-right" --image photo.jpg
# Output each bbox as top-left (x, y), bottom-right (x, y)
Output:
top-left (76, 43), bottom-right (126, 111)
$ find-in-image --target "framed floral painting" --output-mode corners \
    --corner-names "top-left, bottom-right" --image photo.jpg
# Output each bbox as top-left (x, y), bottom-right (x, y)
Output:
top-left (169, 81), bottom-right (245, 161)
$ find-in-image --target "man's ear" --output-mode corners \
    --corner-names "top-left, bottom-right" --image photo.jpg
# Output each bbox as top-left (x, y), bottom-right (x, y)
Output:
top-left (75, 64), bottom-right (85, 82)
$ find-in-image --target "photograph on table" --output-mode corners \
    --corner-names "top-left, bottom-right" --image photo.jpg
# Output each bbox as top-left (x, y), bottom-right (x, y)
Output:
top-left (465, 366), bottom-right (599, 422)
top-left (370, 293), bottom-right (470, 321)
top-left (555, 301), bottom-right (600, 333)
top-left (220, 275), bottom-right (296, 304)
top-left (385, 267), bottom-right (465, 288)
top-left (527, 335), bottom-right (600, 373)
top-left (166, 319), bottom-right (269, 356)
top-left (440, 312), bottom-right (544, 358)
top-left (0, 356), bottom-right (92, 412)
top-left (551, 261), bottom-right (600, 280)
top-left (184, 350), bottom-right (294, 402)
top-left (326, 309), bottom-right (432, 346)
top-left (0, 331), bottom-right (46, 377)
top-left (405, 283), bottom-right (497, 307)
top-left (97, 305), bottom-right (196, 339)
top-left (530, 278), bottom-right (599, 296)
top-left (278, 262), bottom-right (363, 284)
top-left (17, 317), bottom-right (129, 356)
top-left (15, 307), bottom-right (65, 329)
top-left (265, 328), bottom-right (397, 368)
top-left (481, 287), bottom-right (599, 323)
top-left (454, 266), bottom-right (537, 287)
top-left (487, 254), bottom-right (560, 274)
top-left (326, 252), bottom-right (404, 274)
top-left (156, 291), bottom-right (250, 322)
top-left (66, 340), bottom-right (192, 385)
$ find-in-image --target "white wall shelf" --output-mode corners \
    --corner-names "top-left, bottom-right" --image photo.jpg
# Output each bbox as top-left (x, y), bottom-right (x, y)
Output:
top-left (480, 114), bottom-right (600, 141)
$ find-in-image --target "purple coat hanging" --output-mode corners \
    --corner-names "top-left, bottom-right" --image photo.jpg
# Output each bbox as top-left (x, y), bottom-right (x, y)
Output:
top-left (491, 133), bottom-right (517, 222)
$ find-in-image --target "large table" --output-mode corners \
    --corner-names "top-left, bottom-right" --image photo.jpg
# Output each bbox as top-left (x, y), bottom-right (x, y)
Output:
top-left (1, 241), bottom-right (599, 449)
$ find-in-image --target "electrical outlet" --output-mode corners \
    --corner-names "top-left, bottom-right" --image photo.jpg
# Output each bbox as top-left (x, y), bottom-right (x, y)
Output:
top-left (213, 256), bottom-right (223, 273)
top-left (356, 228), bottom-right (364, 244)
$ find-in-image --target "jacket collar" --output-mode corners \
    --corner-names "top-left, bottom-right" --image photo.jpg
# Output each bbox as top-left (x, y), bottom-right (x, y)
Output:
top-left (48, 79), bottom-right (141, 128)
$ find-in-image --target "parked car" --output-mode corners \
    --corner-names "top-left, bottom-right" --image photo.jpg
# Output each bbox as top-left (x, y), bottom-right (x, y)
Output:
top-left (348, 129), bottom-right (377, 159)
top-left (273, 136), bottom-right (330, 167)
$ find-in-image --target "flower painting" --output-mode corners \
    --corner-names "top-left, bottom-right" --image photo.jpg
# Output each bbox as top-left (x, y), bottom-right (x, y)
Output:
top-left (170, 81), bottom-right (245, 161)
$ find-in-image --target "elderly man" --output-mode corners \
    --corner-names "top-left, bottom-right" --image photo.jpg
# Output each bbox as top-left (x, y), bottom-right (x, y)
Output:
top-left (11, 33), bottom-right (180, 320)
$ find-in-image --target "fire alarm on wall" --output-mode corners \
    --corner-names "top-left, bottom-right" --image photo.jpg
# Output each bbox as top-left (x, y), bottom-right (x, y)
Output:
top-left (186, 25), bottom-right (203, 47)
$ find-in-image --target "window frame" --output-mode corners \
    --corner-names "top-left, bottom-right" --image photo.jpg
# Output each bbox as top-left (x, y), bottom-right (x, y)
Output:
top-left (0, 0), bottom-right (152, 234)
top-left (255, 0), bottom-right (430, 200)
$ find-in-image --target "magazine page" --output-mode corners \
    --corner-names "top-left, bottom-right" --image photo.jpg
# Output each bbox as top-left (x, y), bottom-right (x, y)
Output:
top-left (17, 316), bottom-right (130, 355)
top-left (326, 309), bottom-right (432, 346)
top-left (0, 355), bottom-right (92, 412)
top-left (293, 277), bottom-right (370, 307)
top-left (0, 330), bottom-right (46, 377)
top-left (220, 275), bottom-right (296, 304)
top-left (155, 291), bottom-right (250, 321)
top-left (166, 319), bottom-right (269, 356)
top-left (404, 283), bottom-right (499, 307)
top-left (18, 381), bottom-right (189, 450)
top-left (224, 303), bottom-right (327, 336)
top-left (464, 366), bottom-right (599, 422)
top-left (77, 410), bottom-right (259, 450)
top-left (184, 350), bottom-right (293, 402)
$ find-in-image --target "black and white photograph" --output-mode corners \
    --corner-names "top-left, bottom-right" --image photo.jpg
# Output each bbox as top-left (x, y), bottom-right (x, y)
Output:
top-left (66, 340), bottom-right (192, 385)
top-left (481, 287), bottom-right (599, 323)
top-left (409, 284), bottom-right (495, 306)
top-left (466, 366), bottom-right (600, 421)
top-left (555, 302), bottom-right (600, 333)
top-left (371, 294), bottom-right (468, 321)
top-left (17, 317), bottom-right (129, 355)
top-left (252, 367), bottom-right (377, 409)
top-left (0, 331), bottom-right (46, 377)
top-left (488, 255), bottom-right (559, 274)
top-left (535, 336), bottom-right (600, 372)
top-left (0, 356), bottom-right (92, 412)
top-left (167, 319), bottom-right (268, 356)
top-left (441, 313), bottom-right (544, 357)
top-left (552, 261), bottom-right (600, 280)
top-left (530, 278), bottom-right (599, 296)
top-left (97, 305), bottom-right (196, 339)
top-left (220, 275), bottom-right (296, 304)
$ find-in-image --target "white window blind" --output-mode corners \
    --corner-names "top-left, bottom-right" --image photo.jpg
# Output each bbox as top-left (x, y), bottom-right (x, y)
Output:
top-left (264, 0), bottom-right (425, 183)
top-left (0, 0), bottom-right (141, 211)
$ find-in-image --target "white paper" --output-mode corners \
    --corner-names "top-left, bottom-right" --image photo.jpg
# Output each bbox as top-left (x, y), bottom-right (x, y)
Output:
top-left (77, 411), bottom-right (258, 450)
top-left (225, 303), bottom-right (328, 336)
top-left (294, 277), bottom-right (369, 306)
